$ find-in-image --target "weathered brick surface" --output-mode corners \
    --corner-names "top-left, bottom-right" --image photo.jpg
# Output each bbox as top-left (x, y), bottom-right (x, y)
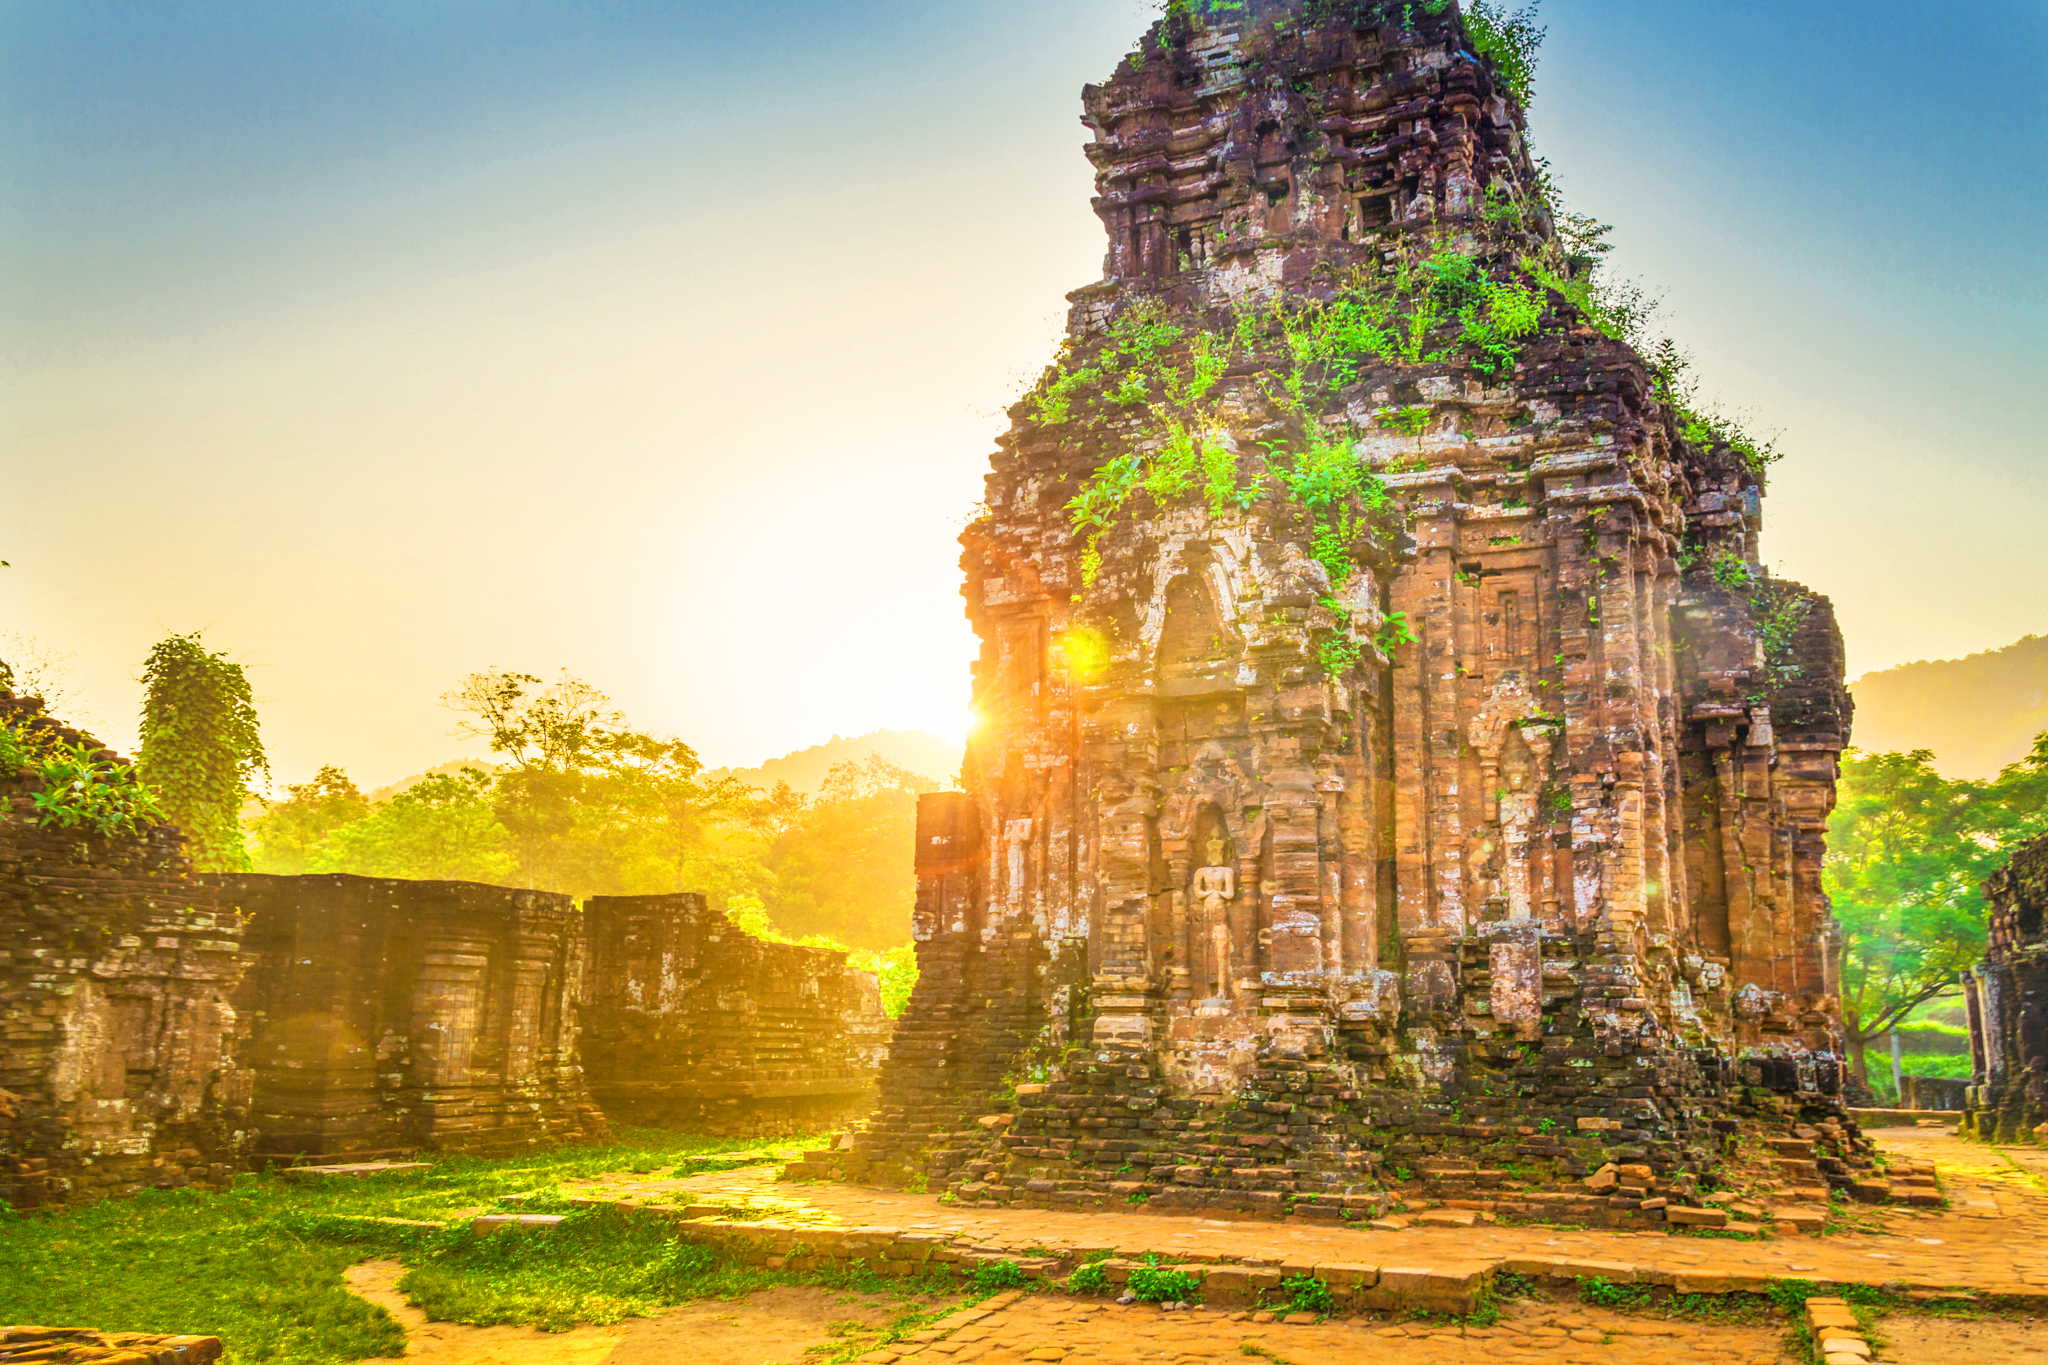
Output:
top-left (580, 894), bottom-right (891, 1137)
top-left (0, 693), bottom-right (249, 1210)
top-left (210, 873), bottom-right (610, 1161)
top-left (0, 1327), bottom-right (223, 1365)
top-left (1964, 836), bottom-right (2048, 1141)
top-left (833, 0), bottom-right (1860, 1217)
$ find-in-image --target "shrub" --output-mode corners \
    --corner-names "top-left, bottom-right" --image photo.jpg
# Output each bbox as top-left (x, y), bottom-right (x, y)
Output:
top-left (1068, 1262), bottom-right (1111, 1295)
top-left (971, 1260), bottom-right (1029, 1293)
top-left (1126, 1261), bottom-right (1203, 1304)
top-left (1278, 1273), bottom-right (1334, 1317)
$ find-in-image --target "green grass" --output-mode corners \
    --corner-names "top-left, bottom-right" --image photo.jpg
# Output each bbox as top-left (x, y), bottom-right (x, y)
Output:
top-left (0, 1127), bottom-right (853, 1365)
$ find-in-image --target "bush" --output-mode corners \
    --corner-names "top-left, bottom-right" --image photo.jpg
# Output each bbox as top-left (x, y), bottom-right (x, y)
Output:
top-left (1126, 1262), bottom-right (1203, 1304)
top-left (1068, 1262), bottom-right (1111, 1295)
top-left (1278, 1273), bottom-right (1334, 1316)
top-left (971, 1260), bottom-right (1029, 1293)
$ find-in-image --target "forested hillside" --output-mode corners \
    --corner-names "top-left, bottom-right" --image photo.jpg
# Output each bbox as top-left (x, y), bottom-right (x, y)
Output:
top-left (1851, 634), bottom-right (2048, 778)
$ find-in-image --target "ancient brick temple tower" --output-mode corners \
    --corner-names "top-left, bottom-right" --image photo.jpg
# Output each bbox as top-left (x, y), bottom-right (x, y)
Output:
top-left (834, 0), bottom-right (1856, 1216)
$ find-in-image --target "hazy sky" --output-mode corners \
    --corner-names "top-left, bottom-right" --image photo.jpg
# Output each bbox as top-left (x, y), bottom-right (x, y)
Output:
top-left (3, 0), bottom-right (2044, 789)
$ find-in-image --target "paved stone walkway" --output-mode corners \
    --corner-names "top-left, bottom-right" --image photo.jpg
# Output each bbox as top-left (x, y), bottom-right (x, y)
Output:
top-left (880, 1291), bottom-right (1796, 1365)
top-left (567, 1130), bottom-right (2048, 1300)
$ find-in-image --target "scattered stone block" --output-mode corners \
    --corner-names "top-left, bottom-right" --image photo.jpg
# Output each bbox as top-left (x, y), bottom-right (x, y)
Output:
top-left (1665, 1207), bottom-right (1728, 1228)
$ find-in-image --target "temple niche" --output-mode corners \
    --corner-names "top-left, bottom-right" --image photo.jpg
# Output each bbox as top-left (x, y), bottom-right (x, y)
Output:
top-left (824, 0), bottom-right (1864, 1222)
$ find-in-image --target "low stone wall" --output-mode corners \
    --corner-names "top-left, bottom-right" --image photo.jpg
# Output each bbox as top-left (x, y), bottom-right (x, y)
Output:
top-left (580, 895), bottom-right (891, 1137)
top-left (1964, 835), bottom-right (2048, 1142)
top-left (211, 874), bottom-right (610, 1162)
top-left (0, 693), bottom-right (249, 1210)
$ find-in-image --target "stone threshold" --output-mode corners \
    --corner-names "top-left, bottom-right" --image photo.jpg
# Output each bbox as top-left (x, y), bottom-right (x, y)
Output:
top-left (564, 1198), bottom-right (2043, 1317)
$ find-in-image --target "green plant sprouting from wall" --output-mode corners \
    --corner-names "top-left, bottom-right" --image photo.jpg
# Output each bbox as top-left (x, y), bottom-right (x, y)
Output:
top-left (0, 715), bottom-right (167, 838)
top-left (137, 631), bottom-right (268, 873)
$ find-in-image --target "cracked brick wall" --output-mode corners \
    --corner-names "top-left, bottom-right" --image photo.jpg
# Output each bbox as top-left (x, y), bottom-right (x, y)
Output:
top-left (0, 692), bottom-right (249, 1209)
top-left (831, 0), bottom-right (1855, 1222)
top-left (210, 874), bottom-right (610, 1162)
top-left (1964, 836), bottom-right (2048, 1142)
top-left (579, 894), bottom-right (892, 1137)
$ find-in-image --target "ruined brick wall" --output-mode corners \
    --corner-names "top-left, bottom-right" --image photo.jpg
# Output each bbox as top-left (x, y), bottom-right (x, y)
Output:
top-left (842, 0), bottom-right (1855, 1217)
top-left (210, 874), bottom-right (609, 1162)
top-left (580, 895), bottom-right (891, 1137)
top-left (1964, 835), bottom-right (2048, 1141)
top-left (0, 693), bottom-right (249, 1209)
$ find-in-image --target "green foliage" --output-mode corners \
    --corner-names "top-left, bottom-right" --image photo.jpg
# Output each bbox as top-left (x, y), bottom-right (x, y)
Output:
top-left (1125, 1261), bottom-right (1202, 1304)
top-left (1277, 1272), bottom-right (1335, 1317)
top-left (1826, 749), bottom-right (2002, 1077)
top-left (1067, 1261), bottom-right (1111, 1295)
top-left (762, 755), bottom-right (945, 952)
top-left (315, 768), bottom-right (515, 885)
top-left (29, 739), bottom-right (169, 836)
top-left (724, 897), bottom-right (921, 1020)
top-left (1464, 1), bottom-right (1546, 108)
top-left (249, 767), bottom-right (372, 874)
top-left (0, 1128), bottom-right (892, 1365)
top-left (1577, 1275), bottom-right (1651, 1310)
top-left (137, 632), bottom-right (267, 872)
top-left (969, 1260), bottom-right (1028, 1293)
top-left (1, 716), bottom-right (168, 837)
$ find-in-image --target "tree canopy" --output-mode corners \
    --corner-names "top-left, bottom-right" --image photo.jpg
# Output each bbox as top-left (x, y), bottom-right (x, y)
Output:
top-left (1825, 735), bottom-right (2048, 1079)
top-left (247, 668), bottom-right (937, 1011)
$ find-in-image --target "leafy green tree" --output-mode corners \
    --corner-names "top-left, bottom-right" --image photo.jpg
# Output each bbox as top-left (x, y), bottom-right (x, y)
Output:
top-left (761, 756), bottom-right (937, 950)
top-left (314, 768), bottom-right (513, 884)
top-left (441, 667), bottom-right (777, 898)
top-left (249, 766), bottom-right (372, 874)
top-left (137, 632), bottom-right (266, 872)
top-left (1980, 732), bottom-right (2048, 847)
top-left (1825, 748), bottom-right (2001, 1083)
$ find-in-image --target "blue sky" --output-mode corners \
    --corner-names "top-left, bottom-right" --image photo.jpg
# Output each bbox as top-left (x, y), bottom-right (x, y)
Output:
top-left (2, 0), bottom-right (2043, 785)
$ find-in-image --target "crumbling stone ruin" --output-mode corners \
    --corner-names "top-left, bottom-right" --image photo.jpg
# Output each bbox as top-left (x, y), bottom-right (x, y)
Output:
top-left (2, 688), bottom-right (900, 1203)
top-left (823, 0), bottom-right (1862, 1223)
top-left (0, 692), bottom-right (249, 1210)
top-left (1964, 834), bottom-right (2048, 1142)
top-left (210, 874), bottom-right (611, 1163)
top-left (580, 894), bottom-right (892, 1136)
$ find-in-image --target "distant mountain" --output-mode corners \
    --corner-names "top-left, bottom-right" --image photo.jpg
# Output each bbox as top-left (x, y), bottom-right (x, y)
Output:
top-left (718, 729), bottom-right (963, 795)
top-left (366, 758), bottom-right (500, 803)
top-left (1850, 635), bottom-right (2048, 779)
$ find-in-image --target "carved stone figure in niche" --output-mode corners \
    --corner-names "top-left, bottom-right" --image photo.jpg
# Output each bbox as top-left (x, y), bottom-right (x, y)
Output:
top-left (1192, 833), bottom-right (1236, 1000)
top-left (1499, 723), bottom-right (1555, 922)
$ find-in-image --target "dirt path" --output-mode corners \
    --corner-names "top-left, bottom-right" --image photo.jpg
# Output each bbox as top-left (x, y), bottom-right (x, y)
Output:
top-left (344, 1261), bottom-right (911, 1365)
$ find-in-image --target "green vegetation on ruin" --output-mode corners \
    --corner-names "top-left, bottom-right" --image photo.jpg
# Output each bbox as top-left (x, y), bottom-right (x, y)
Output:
top-left (0, 1129), bottom-right (989, 1365)
top-left (1069, 1), bottom-right (1779, 673)
top-left (137, 632), bottom-right (268, 873)
top-left (0, 712), bottom-right (167, 837)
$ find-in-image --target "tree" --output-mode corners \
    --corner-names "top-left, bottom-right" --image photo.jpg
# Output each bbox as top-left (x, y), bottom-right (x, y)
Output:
top-left (314, 768), bottom-right (513, 884)
top-left (249, 766), bottom-right (372, 874)
top-left (137, 632), bottom-right (266, 873)
top-left (1824, 748), bottom-right (2001, 1083)
top-left (440, 666), bottom-right (774, 898)
top-left (761, 756), bottom-right (937, 950)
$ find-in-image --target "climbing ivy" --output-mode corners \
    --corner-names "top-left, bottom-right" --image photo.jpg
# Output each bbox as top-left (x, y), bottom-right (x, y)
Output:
top-left (137, 632), bottom-right (267, 872)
